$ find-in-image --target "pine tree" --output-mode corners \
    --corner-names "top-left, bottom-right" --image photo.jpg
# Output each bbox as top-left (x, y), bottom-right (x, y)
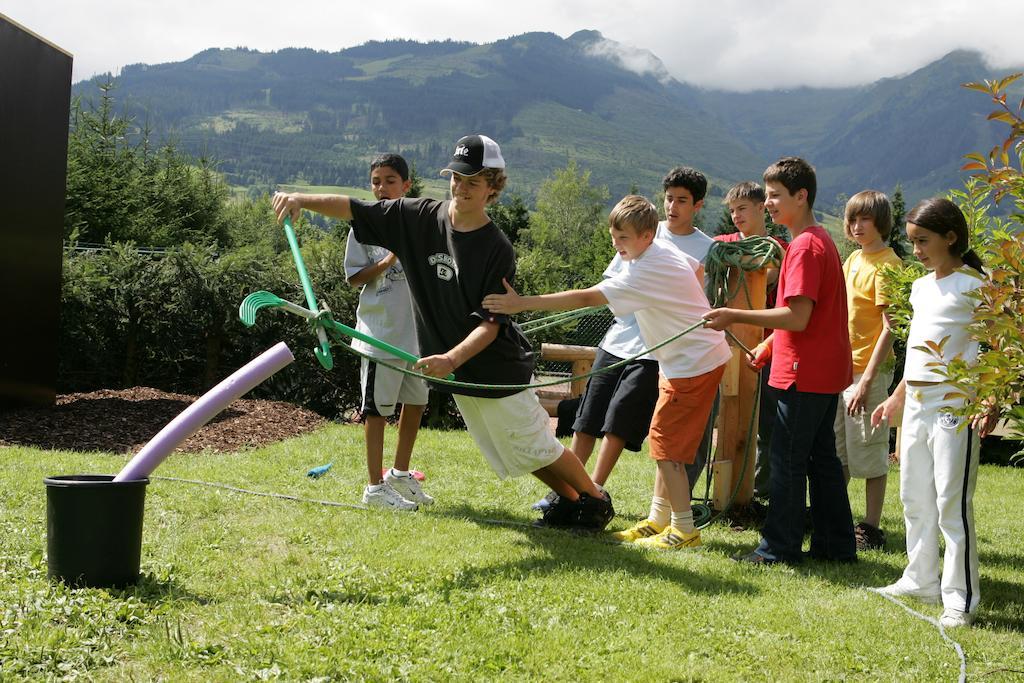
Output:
top-left (889, 184), bottom-right (908, 258)
top-left (407, 163), bottom-right (424, 199)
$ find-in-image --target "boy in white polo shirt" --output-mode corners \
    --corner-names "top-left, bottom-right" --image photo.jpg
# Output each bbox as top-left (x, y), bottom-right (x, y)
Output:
top-left (344, 153), bottom-right (432, 511)
top-left (484, 195), bottom-right (731, 549)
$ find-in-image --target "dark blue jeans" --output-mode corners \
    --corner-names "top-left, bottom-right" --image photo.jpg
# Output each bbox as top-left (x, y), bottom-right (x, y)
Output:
top-left (753, 366), bottom-right (777, 500)
top-left (756, 387), bottom-right (856, 563)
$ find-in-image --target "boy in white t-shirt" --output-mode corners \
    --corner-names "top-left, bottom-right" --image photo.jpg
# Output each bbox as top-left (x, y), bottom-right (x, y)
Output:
top-left (344, 154), bottom-right (432, 511)
top-left (656, 167), bottom-right (716, 490)
top-left (484, 195), bottom-right (731, 549)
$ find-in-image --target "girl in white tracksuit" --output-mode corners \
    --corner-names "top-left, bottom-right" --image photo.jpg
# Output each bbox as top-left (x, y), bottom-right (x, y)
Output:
top-left (872, 197), bottom-right (997, 629)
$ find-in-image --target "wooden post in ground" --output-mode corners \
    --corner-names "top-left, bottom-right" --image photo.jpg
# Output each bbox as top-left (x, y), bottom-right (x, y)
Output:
top-left (712, 268), bottom-right (767, 510)
top-left (536, 343), bottom-right (597, 416)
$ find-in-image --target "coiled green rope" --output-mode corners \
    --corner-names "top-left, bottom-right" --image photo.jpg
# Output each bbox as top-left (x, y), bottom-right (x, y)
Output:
top-left (704, 235), bottom-right (784, 308)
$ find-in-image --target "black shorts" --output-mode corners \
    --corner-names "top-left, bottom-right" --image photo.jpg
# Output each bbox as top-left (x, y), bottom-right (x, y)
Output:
top-left (572, 348), bottom-right (660, 452)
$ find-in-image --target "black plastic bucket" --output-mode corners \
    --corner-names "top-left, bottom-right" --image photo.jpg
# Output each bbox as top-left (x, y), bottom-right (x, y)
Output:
top-left (44, 474), bottom-right (148, 588)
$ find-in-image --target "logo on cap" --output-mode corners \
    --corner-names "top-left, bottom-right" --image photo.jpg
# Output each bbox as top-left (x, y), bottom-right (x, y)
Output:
top-left (454, 144), bottom-right (470, 158)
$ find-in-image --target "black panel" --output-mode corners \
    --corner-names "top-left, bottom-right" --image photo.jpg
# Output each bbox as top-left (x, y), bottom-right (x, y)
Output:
top-left (0, 17), bottom-right (72, 407)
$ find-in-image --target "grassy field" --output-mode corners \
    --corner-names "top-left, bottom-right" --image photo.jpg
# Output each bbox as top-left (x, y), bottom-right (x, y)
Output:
top-left (2, 425), bottom-right (1023, 681)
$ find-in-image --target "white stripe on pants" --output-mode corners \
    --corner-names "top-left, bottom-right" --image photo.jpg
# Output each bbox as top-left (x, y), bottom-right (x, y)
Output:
top-left (898, 382), bottom-right (980, 613)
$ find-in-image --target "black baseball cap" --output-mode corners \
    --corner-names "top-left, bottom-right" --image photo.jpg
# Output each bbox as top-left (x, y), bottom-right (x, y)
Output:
top-left (440, 134), bottom-right (506, 176)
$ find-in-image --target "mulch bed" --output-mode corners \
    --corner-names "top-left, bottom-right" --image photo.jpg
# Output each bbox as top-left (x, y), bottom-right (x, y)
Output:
top-left (0, 387), bottom-right (327, 454)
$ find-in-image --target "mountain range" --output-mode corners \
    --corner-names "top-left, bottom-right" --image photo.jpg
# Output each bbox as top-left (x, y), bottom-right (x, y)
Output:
top-left (72, 30), bottom-right (1022, 208)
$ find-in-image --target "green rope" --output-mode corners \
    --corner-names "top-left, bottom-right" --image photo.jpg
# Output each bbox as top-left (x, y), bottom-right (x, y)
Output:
top-left (704, 235), bottom-right (783, 308)
top-left (322, 318), bottom-right (710, 391)
top-left (518, 305), bottom-right (607, 334)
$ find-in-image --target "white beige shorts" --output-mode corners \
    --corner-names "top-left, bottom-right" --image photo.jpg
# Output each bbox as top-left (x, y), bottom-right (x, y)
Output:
top-left (360, 357), bottom-right (428, 418)
top-left (454, 389), bottom-right (565, 479)
top-left (834, 370), bottom-right (893, 479)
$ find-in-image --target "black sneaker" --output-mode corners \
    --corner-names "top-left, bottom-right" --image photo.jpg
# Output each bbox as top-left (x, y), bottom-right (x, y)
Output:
top-left (533, 494), bottom-right (579, 528)
top-left (530, 490), bottom-right (559, 511)
top-left (854, 521), bottom-right (886, 551)
top-left (574, 491), bottom-right (615, 530)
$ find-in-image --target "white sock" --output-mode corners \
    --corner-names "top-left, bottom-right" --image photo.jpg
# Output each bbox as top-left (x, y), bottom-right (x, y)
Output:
top-left (671, 510), bottom-right (695, 533)
top-left (648, 497), bottom-right (671, 527)
top-left (367, 483), bottom-right (384, 492)
top-left (390, 468), bottom-right (410, 478)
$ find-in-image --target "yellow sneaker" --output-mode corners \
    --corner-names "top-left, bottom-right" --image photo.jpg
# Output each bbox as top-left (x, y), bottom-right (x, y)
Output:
top-left (612, 519), bottom-right (665, 543)
top-left (634, 526), bottom-right (701, 550)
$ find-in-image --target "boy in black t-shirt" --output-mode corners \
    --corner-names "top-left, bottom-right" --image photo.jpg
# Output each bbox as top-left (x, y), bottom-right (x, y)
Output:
top-left (272, 135), bottom-right (614, 529)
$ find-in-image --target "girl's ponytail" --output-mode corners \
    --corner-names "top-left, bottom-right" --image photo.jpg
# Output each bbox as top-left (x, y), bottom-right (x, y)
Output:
top-left (961, 248), bottom-right (985, 275)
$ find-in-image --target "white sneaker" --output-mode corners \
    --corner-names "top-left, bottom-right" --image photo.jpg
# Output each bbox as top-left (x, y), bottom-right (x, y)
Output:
top-left (875, 581), bottom-right (941, 604)
top-left (940, 608), bottom-right (975, 628)
top-left (384, 469), bottom-right (434, 506)
top-left (362, 482), bottom-right (418, 511)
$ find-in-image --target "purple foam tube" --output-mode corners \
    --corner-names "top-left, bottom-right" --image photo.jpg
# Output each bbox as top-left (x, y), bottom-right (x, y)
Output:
top-left (114, 343), bottom-right (295, 482)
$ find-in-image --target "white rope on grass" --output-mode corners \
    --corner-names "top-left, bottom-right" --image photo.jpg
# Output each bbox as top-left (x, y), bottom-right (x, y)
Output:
top-left (151, 475), bottom-right (536, 529)
top-left (866, 587), bottom-right (967, 683)
top-left (152, 476), bottom-right (370, 512)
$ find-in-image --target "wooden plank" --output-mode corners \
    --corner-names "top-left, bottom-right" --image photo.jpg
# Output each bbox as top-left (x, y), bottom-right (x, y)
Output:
top-left (570, 359), bottom-right (593, 398)
top-left (716, 267), bottom-right (767, 506)
top-left (721, 348), bottom-right (741, 396)
top-left (712, 460), bottom-right (732, 511)
top-left (540, 343), bottom-right (597, 362)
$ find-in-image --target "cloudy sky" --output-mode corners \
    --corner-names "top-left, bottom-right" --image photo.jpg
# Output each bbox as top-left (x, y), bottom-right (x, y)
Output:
top-left (6, 0), bottom-right (1024, 91)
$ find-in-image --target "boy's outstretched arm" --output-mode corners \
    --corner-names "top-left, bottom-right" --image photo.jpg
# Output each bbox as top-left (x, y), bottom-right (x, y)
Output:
top-left (273, 191), bottom-right (353, 223)
top-left (703, 295), bottom-right (813, 332)
top-left (482, 278), bottom-right (607, 315)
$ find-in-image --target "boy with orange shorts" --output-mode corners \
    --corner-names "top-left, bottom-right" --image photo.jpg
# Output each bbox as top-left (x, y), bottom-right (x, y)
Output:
top-left (484, 195), bottom-right (730, 548)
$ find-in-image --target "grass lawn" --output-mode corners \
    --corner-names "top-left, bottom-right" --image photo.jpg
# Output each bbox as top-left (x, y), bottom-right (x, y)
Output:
top-left (2, 425), bottom-right (1023, 681)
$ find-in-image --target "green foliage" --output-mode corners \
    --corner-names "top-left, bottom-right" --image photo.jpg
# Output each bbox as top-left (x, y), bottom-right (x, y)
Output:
top-left (407, 164), bottom-right (424, 199)
top-left (713, 206), bottom-right (735, 236)
top-left (516, 161), bottom-right (613, 298)
top-left (59, 84), bottom-right (369, 417)
top-left (58, 235), bottom-right (363, 417)
top-left (889, 184), bottom-right (909, 259)
top-left (489, 193), bottom-right (530, 245)
top-left (944, 75), bottom-right (1024, 450)
top-left (878, 261), bottom-right (927, 343)
top-left (65, 83), bottom-right (230, 247)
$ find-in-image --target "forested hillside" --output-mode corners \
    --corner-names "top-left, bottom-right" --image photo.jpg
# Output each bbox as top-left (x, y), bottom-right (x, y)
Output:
top-left (73, 31), bottom-right (1021, 205)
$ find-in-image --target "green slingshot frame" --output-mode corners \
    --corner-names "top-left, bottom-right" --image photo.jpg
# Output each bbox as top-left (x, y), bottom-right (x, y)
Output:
top-left (238, 216), bottom-right (453, 379)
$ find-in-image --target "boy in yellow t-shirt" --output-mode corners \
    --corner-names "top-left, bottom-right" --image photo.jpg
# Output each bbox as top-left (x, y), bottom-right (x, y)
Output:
top-left (836, 190), bottom-right (903, 550)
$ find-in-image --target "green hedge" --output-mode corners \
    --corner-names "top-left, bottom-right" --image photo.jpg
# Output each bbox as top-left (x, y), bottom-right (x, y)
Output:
top-left (58, 234), bottom-right (363, 418)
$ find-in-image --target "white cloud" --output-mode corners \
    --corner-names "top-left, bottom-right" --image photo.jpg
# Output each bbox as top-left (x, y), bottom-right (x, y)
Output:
top-left (582, 35), bottom-right (674, 84)
top-left (4, 0), bottom-right (1023, 91)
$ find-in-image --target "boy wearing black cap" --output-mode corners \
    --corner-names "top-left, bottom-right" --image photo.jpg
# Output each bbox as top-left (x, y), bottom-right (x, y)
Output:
top-left (272, 135), bottom-right (614, 529)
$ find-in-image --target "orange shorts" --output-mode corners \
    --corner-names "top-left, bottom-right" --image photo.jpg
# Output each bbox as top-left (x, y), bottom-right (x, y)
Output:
top-left (648, 364), bottom-right (726, 463)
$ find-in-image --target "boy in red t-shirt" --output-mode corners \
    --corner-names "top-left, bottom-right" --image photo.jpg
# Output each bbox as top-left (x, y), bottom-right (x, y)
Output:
top-left (705, 158), bottom-right (856, 564)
